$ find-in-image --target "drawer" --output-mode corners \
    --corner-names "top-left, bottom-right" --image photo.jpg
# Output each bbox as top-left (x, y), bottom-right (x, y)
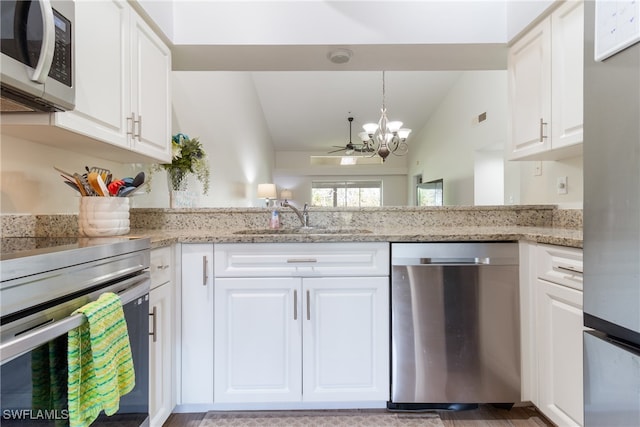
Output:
top-left (537, 244), bottom-right (583, 291)
top-left (150, 246), bottom-right (173, 288)
top-left (214, 242), bottom-right (389, 277)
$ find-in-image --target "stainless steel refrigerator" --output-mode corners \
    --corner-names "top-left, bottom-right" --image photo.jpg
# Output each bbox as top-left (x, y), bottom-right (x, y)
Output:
top-left (583, 1), bottom-right (640, 426)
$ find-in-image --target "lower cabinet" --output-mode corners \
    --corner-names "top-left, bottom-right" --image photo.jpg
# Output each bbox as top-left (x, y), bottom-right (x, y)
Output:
top-left (521, 243), bottom-right (584, 426)
top-left (180, 244), bottom-right (214, 405)
top-left (149, 246), bottom-right (176, 427)
top-left (536, 278), bottom-right (584, 426)
top-left (213, 276), bottom-right (389, 404)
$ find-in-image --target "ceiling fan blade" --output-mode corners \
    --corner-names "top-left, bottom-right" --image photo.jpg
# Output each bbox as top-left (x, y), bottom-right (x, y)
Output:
top-left (327, 147), bottom-right (346, 153)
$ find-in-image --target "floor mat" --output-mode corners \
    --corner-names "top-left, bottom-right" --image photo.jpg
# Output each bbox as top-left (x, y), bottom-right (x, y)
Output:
top-left (199, 409), bottom-right (445, 427)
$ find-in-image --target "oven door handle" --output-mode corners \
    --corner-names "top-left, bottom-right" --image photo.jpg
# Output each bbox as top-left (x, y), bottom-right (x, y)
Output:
top-left (0, 279), bottom-right (149, 365)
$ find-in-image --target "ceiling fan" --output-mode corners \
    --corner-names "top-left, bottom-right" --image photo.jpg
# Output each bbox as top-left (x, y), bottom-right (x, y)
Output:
top-left (328, 116), bottom-right (372, 154)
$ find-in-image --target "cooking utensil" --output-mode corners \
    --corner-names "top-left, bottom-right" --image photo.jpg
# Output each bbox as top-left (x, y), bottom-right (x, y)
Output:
top-left (118, 186), bottom-right (137, 197)
top-left (131, 171), bottom-right (145, 188)
top-left (54, 166), bottom-right (76, 181)
top-left (97, 174), bottom-right (110, 197)
top-left (86, 166), bottom-right (111, 183)
top-left (63, 181), bottom-right (81, 193)
top-left (74, 173), bottom-right (92, 196)
top-left (87, 172), bottom-right (103, 196)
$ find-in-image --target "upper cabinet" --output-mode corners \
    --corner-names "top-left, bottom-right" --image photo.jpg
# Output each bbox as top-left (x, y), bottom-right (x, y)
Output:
top-left (1, 0), bottom-right (171, 163)
top-left (508, 0), bottom-right (584, 161)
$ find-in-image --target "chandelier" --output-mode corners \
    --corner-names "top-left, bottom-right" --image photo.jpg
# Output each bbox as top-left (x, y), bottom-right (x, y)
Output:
top-left (358, 71), bottom-right (411, 162)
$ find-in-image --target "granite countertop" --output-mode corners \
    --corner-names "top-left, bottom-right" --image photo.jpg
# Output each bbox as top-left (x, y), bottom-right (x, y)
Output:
top-left (1, 206), bottom-right (583, 250)
top-left (133, 225), bottom-right (583, 249)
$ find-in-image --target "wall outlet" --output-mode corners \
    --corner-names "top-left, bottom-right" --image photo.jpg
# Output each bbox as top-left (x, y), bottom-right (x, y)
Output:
top-left (557, 176), bottom-right (568, 194)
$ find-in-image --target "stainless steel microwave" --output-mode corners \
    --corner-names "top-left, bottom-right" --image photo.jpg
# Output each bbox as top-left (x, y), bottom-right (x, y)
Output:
top-left (0, 0), bottom-right (74, 112)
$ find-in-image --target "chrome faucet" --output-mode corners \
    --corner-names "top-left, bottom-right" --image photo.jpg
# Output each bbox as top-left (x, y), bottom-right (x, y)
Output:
top-left (282, 201), bottom-right (309, 227)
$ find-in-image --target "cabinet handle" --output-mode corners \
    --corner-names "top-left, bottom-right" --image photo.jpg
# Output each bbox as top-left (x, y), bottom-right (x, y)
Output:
top-left (149, 306), bottom-right (157, 343)
top-left (202, 256), bottom-right (208, 286)
top-left (539, 118), bottom-right (548, 142)
top-left (135, 114), bottom-right (143, 139)
top-left (126, 113), bottom-right (135, 137)
top-left (306, 290), bottom-right (311, 321)
top-left (293, 290), bottom-right (298, 320)
top-left (287, 258), bottom-right (317, 263)
top-left (556, 264), bottom-right (583, 275)
top-left (156, 264), bottom-right (169, 270)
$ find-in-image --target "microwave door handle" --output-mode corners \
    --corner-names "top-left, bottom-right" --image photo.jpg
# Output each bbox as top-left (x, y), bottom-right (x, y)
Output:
top-left (31, 0), bottom-right (56, 84)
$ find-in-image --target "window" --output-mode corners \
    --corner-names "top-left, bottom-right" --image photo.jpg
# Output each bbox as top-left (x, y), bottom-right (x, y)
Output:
top-left (416, 179), bottom-right (444, 206)
top-left (311, 181), bottom-right (382, 207)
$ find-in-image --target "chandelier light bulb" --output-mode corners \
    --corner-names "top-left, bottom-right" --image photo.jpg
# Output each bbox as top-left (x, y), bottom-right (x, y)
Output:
top-left (362, 123), bottom-right (378, 135)
top-left (398, 128), bottom-right (412, 140)
top-left (387, 121), bottom-right (403, 133)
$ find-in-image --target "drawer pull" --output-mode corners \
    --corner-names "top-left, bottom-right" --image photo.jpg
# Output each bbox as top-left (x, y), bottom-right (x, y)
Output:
top-left (149, 306), bottom-right (157, 343)
top-left (203, 256), bottom-right (208, 286)
top-left (556, 265), bottom-right (583, 275)
top-left (293, 290), bottom-right (298, 320)
top-left (287, 258), bottom-right (318, 263)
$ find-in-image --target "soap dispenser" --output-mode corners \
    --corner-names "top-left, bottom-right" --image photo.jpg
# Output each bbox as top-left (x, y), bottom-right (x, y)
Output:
top-left (269, 207), bottom-right (280, 229)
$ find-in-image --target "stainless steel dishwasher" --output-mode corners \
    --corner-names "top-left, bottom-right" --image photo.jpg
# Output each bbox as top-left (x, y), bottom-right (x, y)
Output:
top-left (388, 242), bottom-right (521, 411)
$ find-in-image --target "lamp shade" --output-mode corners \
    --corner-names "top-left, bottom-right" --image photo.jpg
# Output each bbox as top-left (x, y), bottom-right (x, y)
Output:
top-left (280, 189), bottom-right (293, 200)
top-left (257, 183), bottom-right (277, 199)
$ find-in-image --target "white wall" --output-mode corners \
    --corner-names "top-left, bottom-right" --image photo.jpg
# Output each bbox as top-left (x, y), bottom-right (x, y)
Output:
top-left (0, 135), bottom-right (134, 214)
top-left (133, 71), bottom-right (275, 208)
top-left (138, 0), bottom-right (558, 46)
top-left (407, 70), bottom-right (509, 206)
top-left (506, 0), bottom-right (556, 41)
top-left (170, 1), bottom-right (507, 45)
top-left (517, 156), bottom-right (584, 208)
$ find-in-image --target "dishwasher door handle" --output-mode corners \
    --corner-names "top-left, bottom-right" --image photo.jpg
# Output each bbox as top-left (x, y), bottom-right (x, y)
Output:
top-left (418, 257), bottom-right (491, 265)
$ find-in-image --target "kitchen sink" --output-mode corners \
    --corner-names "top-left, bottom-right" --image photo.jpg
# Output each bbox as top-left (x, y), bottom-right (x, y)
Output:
top-left (233, 227), bottom-right (372, 235)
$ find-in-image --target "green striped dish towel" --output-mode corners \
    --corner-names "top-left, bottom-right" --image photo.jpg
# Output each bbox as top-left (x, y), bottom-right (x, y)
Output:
top-left (67, 292), bottom-right (135, 427)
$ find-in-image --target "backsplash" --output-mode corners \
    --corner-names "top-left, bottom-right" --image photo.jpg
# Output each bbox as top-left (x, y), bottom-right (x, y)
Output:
top-left (1, 206), bottom-right (582, 237)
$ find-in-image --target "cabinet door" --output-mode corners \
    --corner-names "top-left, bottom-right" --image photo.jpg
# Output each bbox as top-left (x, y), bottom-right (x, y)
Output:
top-left (130, 13), bottom-right (172, 162)
top-left (508, 18), bottom-right (552, 159)
top-left (551, 0), bottom-right (584, 150)
top-left (55, 0), bottom-right (130, 148)
top-left (149, 281), bottom-right (174, 427)
top-left (181, 244), bottom-right (214, 404)
top-left (214, 277), bottom-right (302, 403)
top-left (537, 279), bottom-right (584, 427)
top-left (302, 277), bottom-right (389, 402)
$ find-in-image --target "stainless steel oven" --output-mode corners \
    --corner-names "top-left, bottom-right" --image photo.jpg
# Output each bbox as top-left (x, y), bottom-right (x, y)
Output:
top-left (0, 237), bottom-right (150, 426)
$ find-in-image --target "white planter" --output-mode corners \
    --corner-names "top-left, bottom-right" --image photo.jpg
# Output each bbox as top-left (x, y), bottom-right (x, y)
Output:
top-left (78, 197), bottom-right (130, 237)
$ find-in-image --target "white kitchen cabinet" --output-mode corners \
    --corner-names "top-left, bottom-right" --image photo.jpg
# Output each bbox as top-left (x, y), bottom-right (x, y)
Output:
top-left (508, 0), bottom-right (583, 161)
top-left (1, 0), bottom-right (171, 163)
top-left (302, 277), bottom-right (388, 402)
top-left (214, 277), bottom-right (302, 403)
top-left (180, 244), bottom-right (214, 405)
top-left (213, 242), bottom-right (390, 407)
top-left (527, 244), bottom-right (584, 427)
top-left (149, 245), bottom-right (175, 427)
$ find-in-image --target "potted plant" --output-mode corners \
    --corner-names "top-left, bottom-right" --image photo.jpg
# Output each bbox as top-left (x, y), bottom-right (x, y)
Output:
top-left (151, 133), bottom-right (210, 207)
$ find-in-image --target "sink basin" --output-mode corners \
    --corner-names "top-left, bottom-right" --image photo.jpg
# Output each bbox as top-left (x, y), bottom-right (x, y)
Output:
top-left (233, 227), bottom-right (372, 235)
